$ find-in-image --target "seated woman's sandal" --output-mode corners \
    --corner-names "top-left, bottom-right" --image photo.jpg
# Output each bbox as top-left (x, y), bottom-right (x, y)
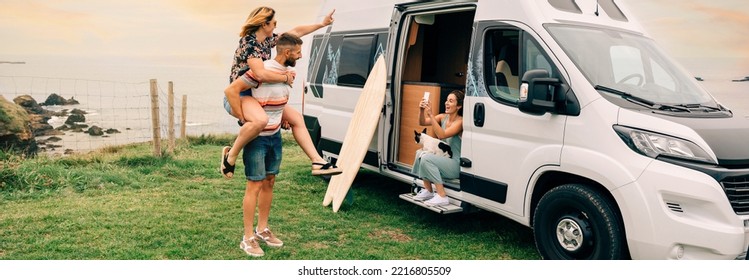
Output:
top-left (220, 146), bottom-right (235, 179)
top-left (311, 162), bottom-right (342, 176)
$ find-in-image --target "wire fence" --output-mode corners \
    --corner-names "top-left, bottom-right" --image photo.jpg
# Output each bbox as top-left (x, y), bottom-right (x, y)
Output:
top-left (0, 75), bottom-right (232, 156)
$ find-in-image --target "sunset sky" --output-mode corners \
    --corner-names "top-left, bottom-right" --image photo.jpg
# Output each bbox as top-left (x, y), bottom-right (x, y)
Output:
top-left (1, 0), bottom-right (747, 78)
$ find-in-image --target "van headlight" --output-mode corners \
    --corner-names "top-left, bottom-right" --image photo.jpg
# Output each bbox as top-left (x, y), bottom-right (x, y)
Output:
top-left (613, 125), bottom-right (717, 165)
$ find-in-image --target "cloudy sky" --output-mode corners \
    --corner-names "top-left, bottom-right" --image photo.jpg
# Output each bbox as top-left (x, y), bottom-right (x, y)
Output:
top-left (0, 0), bottom-right (747, 78)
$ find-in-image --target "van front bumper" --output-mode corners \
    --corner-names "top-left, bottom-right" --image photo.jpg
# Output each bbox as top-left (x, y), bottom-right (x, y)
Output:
top-left (614, 159), bottom-right (749, 260)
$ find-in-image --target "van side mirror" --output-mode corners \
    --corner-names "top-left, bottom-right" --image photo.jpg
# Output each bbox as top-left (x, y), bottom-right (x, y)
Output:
top-left (518, 69), bottom-right (563, 115)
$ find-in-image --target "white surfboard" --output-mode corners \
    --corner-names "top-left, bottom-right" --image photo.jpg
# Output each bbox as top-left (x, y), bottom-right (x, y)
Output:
top-left (323, 55), bottom-right (387, 212)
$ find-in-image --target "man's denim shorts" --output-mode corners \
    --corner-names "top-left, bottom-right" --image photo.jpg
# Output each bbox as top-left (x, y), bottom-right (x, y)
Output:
top-left (222, 90), bottom-right (253, 115)
top-left (242, 131), bottom-right (282, 181)
top-left (223, 96), bottom-right (232, 115)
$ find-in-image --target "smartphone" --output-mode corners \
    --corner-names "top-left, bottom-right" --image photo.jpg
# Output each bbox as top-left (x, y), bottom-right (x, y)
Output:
top-left (422, 91), bottom-right (430, 102)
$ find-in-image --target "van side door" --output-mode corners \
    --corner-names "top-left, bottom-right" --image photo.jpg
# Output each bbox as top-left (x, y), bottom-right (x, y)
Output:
top-left (461, 22), bottom-right (566, 216)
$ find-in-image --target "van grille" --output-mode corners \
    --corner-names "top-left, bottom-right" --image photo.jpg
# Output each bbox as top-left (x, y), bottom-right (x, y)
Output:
top-left (720, 175), bottom-right (749, 215)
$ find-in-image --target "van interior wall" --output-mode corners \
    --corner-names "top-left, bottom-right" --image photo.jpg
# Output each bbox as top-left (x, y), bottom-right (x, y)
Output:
top-left (421, 11), bottom-right (473, 86)
top-left (403, 22), bottom-right (424, 82)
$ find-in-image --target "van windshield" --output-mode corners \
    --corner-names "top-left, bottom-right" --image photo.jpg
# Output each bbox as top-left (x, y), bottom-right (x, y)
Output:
top-left (546, 24), bottom-right (716, 108)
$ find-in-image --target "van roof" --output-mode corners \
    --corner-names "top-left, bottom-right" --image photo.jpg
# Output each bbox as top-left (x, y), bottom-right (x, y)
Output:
top-left (317, 0), bottom-right (645, 36)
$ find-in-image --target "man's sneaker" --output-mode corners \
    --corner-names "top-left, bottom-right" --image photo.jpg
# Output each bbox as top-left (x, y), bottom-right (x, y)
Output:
top-left (255, 227), bottom-right (284, 247)
top-left (412, 189), bottom-right (434, 201)
top-left (240, 236), bottom-right (264, 257)
top-left (424, 194), bottom-right (450, 207)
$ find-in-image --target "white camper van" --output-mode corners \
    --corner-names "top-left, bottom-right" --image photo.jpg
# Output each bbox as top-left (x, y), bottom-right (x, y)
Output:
top-left (298, 0), bottom-right (749, 260)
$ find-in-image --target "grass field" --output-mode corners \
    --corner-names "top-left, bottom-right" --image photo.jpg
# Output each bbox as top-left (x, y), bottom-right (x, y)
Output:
top-left (0, 133), bottom-right (540, 260)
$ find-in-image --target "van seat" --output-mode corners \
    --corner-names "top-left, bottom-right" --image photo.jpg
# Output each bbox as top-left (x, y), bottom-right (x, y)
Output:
top-left (496, 60), bottom-right (518, 89)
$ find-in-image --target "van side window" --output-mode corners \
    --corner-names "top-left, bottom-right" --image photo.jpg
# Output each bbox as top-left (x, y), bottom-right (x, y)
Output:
top-left (337, 34), bottom-right (377, 88)
top-left (523, 37), bottom-right (555, 76)
top-left (483, 29), bottom-right (520, 102)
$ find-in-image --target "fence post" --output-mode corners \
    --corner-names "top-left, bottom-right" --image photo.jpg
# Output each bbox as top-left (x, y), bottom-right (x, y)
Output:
top-left (168, 81), bottom-right (175, 155)
top-left (150, 79), bottom-right (162, 157)
top-left (181, 95), bottom-right (187, 140)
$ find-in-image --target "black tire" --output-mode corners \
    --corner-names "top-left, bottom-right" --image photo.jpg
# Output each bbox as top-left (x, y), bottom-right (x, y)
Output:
top-left (533, 184), bottom-right (625, 260)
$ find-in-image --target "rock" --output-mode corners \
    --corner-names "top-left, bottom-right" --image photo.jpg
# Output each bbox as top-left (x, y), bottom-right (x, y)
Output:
top-left (50, 110), bottom-right (68, 117)
top-left (70, 108), bottom-right (87, 115)
top-left (105, 128), bottom-right (121, 134)
top-left (28, 114), bottom-right (63, 137)
top-left (46, 136), bottom-right (62, 142)
top-left (64, 149), bottom-right (74, 155)
top-left (41, 93), bottom-right (66, 106)
top-left (10, 95), bottom-right (64, 137)
top-left (0, 96), bottom-right (39, 156)
top-left (86, 126), bottom-right (104, 136)
top-left (65, 113), bottom-right (85, 125)
top-left (13, 95), bottom-right (45, 114)
top-left (41, 93), bottom-right (79, 106)
top-left (67, 97), bottom-right (80, 105)
top-left (30, 122), bottom-right (56, 136)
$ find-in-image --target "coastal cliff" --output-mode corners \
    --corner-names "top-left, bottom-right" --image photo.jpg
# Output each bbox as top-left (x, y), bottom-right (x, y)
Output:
top-left (0, 96), bottom-right (38, 156)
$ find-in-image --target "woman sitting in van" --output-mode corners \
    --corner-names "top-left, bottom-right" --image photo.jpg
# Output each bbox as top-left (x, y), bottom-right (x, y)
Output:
top-left (412, 89), bottom-right (464, 207)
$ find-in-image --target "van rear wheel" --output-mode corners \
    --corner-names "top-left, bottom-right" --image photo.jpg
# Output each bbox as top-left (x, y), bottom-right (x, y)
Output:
top-left (533, 184), bottom-right (625, 259)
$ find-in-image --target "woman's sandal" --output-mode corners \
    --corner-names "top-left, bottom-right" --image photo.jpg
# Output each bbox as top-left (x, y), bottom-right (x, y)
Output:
top-left (220, 146), bottom-right (235, 179)
top-left (311, 162), bottom-right (342, 176)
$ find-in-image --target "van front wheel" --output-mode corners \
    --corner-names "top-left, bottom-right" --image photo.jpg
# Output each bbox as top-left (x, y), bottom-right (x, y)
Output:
top-left (533, 184), bottom-right (625, 259)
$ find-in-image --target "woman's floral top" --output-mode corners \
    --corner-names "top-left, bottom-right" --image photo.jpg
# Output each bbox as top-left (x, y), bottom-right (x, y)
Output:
top-left (229, 33), bottom-right (279, 83)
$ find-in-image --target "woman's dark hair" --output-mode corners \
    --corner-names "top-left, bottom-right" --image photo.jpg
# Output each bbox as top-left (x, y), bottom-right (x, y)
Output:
top-left (450, 89), bottom-right (465, 116)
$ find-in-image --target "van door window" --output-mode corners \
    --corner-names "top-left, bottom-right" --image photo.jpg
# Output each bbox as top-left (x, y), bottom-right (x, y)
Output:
top-left (524, 38), bottom-right (554, 76)
top-left (483, 29), bottom-right (561, 104)
top-left (484, 29), bottom-right (520, 103)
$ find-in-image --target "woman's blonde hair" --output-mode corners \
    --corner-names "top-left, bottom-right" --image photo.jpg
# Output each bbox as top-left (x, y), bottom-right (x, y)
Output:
top-left (240, 6), bottom-right (275, 37)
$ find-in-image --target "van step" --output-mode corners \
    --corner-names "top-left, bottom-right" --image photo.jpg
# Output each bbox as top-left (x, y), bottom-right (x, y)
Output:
top-left (399, 193), bottom-right (463, 214)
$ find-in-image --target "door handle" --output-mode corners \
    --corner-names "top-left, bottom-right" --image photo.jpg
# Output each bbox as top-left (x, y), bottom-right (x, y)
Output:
top-left (474, 103), bottom-right (485, 127)
top-left (460, 157), bottom-right (472, 168)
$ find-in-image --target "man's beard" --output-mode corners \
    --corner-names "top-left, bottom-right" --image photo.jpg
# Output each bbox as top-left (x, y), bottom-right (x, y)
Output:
top-left (284, 58), bottom-right (297, 67)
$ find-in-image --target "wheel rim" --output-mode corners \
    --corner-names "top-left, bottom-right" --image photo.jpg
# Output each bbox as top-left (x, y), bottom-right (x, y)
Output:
top-left (555, 215), bottom-right (590, 252)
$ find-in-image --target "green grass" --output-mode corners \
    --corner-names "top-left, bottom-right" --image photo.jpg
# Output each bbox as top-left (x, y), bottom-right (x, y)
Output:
top-left (0, 133), bottom-right (539, 260)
